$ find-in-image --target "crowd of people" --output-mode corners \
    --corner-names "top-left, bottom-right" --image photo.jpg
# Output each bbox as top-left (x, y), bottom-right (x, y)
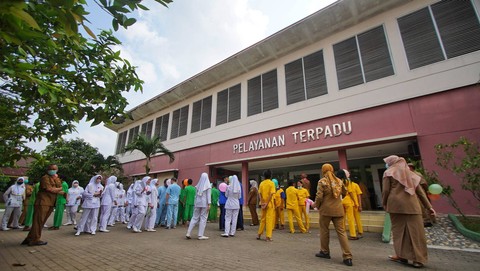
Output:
top-left (1, 155), bottom-right (436, 268)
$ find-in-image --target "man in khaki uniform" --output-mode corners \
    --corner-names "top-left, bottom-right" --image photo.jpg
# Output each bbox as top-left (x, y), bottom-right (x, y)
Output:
top-left (315, 164), bottom-right (352, 267)
top-left (22, 164), bottom-right (64, 246)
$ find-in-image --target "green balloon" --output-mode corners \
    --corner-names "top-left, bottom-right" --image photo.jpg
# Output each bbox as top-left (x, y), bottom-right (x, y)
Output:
top-left (428, 183), bottom-right (443, 195)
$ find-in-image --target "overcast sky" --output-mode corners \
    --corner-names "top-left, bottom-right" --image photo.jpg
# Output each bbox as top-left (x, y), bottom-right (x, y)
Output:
top-left (27, 0), bottom-right (337, 156)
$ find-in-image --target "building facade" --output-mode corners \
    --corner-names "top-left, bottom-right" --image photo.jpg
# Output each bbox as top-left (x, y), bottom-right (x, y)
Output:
top-left (108, 0), bottom-right (480, 214)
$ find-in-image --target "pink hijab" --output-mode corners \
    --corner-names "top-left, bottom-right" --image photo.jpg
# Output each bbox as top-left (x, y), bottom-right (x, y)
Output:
top-left (383, 155), bottom-right (421, 195)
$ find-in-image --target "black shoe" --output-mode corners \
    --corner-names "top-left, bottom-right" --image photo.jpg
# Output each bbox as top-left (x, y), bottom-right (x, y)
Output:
top-left (343, 259), bottom-right (353, 266)
top-left (21, 239), bottom-right (30, 245)
top-left (315, 251), bottom-right (331, 259)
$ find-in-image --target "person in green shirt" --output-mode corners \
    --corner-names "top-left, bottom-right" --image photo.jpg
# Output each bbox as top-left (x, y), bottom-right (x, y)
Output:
top-left (23, 180), bottom-right (40, 231)
top-left (208, 182), bottom-right (220, 222)
top-left (177, 179), bottom-right (186, 226)
top-left (51, 179), bottom-right (68, 230)
top-left (183, 179), bottom-right (196, 225)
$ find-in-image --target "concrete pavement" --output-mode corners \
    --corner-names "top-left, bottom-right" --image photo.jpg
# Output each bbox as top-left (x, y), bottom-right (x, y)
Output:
top-left (0, 214), bottom-right (479, 271)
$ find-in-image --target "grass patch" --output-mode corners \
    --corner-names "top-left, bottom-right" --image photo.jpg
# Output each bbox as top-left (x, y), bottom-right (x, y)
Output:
top-left (458, 216), bottom-right (480, 234)
top-left (0, 202), bottom-right (5, 209)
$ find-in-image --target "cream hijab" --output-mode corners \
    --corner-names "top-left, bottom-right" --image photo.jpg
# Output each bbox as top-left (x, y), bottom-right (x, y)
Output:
top-left (383, 155), bottom-right (420, 195)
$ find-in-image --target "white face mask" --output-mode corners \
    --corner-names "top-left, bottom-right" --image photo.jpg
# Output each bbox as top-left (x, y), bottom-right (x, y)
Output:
top-left (385, 163), bottom-right (389, 169)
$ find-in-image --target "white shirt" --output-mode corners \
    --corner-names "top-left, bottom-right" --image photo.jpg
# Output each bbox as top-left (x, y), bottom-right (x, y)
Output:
top-left (194, 188), bottom-right (211, 208)
top-left (66, 186), bottom-right (84, 206)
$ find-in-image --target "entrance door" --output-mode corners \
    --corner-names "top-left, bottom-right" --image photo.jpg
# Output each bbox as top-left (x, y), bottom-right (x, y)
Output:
top-left (371, 164), bottom-right (386, 209)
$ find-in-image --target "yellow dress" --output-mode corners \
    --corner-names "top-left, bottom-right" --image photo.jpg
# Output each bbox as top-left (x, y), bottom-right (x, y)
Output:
top-left (257, 179), bottom-right (275, 238)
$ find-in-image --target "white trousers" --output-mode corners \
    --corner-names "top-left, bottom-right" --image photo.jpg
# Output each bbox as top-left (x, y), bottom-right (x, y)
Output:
top-left (186, 207), bottom-right (208, 237)
top-left (77, 208), bottom-right (99, 233)
top-left (65, 205), bottom-right (79, 224)
top-left (144, 206), bottom-right (157, 230)
top-left (99, 205), bottom-right (112, 230)
top-left (1, 206), bottom-right (21, 229)
top-left (133, 205), bottom-right (146, 230)
top-left (116, 206), bottom-right (126, 222)
top-left (108, 206), bottom-right (117, 225)
top-left (224, 208), bottom-right (240, 236)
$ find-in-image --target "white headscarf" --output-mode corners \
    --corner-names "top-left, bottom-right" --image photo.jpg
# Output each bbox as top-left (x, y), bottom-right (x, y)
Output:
top-left (229, 175), bottom-right (241, 194)
top-left (196, 173), bottom-right (211, 196)
top-left (87, 175), bottom-right (103, 193)
top-left (106, 176), bottom-right (117, 186)
top-left (150, 179), bottom-right (158, 189)
top-left (141, 176), bottom-right (151, 188)
top-left (249, 180), bottom-right (258, 190)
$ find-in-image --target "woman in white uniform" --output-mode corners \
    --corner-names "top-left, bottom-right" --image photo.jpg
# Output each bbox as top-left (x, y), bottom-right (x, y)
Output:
top-left (132, 176), bottom-right (151, 233)
top-left (107, 182), bottom-right (120, 226)
top-left (144, 179), bottom-right (159, 232)
top-left (64, 180), bottom-right (84, 226)
top-left (99, 176), bottom-right (117, 232)
top-left (116, 183), bottom-right (127, 223)
top-left (125, 182), bottom-right (135, 224)
top-left (75, 175), bottom-right (103, 236)
top-left (1, 177), bottom-right (26, 231)
top-left (186, 173), bottom-right (211, 240)
top-left (222, 175), bottom-right (241, 237)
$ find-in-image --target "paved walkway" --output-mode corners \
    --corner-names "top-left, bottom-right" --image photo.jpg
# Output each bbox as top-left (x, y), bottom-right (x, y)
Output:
top-left (0, 214), bottom-right (479, 271)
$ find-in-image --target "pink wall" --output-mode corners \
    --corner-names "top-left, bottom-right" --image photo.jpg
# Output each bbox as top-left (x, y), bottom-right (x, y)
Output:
top-left (411, 85), bottom-right (480, 215)
top-left (121, 85), bottom-right (480, 214)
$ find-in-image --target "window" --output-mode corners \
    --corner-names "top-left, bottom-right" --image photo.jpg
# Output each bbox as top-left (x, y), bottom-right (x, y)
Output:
top-left (247, 69), bottom-right (278, 116)
top-left (285, 50), bottom-right (327, 105)
top-left (333, 25), bottom-right (394, 90)
top-left (191, 96), bottom-right (212, 133)
top-left (154, 113), bottom-right (169, 141)
top-left (170, 105), bottom-right (189, 139)
top-left (216, 84), bottom-right (241, 126)
top-left (115, 131), bottom-right (127, 154)
top-left (140, 120), bottom-right (153, 139)
top-left (398, 0), bottom-right (480, 69)
top-left (127, 126), bottom-right (140, 144)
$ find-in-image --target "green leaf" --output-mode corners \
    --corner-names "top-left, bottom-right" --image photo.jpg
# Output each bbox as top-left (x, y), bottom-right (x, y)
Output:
top-left (82, 24), bottom-right (96, 39)
top-left (124, 18), bottom-right (136, 27)
top-left (9, 6), bottom-right (40, 30)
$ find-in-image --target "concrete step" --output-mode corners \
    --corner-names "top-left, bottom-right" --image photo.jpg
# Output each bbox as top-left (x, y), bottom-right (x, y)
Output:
top-left (240, 208), bottom-right (386, 232)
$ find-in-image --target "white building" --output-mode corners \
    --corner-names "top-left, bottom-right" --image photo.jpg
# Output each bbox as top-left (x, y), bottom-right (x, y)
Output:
top-left (107, 0), bottom-right (480, 214)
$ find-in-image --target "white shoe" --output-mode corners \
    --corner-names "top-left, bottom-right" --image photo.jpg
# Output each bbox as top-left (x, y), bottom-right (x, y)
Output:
top-left (198, 236), bottom-right (209, 240)
top-left (221, 233), bottom-right (229, 237)
top-left (126, 226), bottom-right (132, 230)
top-left (73, 221), bottom-right (77, 225)
top-left (107, 224), bottom-right (115, 227)
top-left (91, 232), bottom-right (96, 235)
top-left (75, 231), bottom-right (81, 236)
top-left (2, 228), bottom-right (10, 231)
top-left (63, 222), bottom-right (72, 226)
top-left (186, 235), bottom-right (191, 239)
top-left (99, 229), bottom-right (110, 233)
top-left (146, 229), bottom-right (156, 232)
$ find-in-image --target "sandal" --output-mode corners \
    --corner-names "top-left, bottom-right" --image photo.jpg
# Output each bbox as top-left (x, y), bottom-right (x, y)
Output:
top-left (348, 236), bottom-right (359, 240)
top-left (388, 255), bottom-right (408, 264)
top-left (412, 262), bottom-right (424, 268)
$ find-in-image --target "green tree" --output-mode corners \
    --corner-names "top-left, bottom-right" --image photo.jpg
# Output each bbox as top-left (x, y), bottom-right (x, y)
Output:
top-left (435, 137), bottom-right (480, 206)
top-left (27, 138), bottom-right (125, 188)
top-left (0, 0), bottom-right (172, 167)
top-left (124, 134), bottom-right (175, 175)
top-left (413, 137), bottom-right (480, 218)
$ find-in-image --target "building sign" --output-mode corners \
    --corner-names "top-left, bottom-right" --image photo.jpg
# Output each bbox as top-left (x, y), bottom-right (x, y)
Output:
top-left (233, 121), bottom-right (352, 154)
top-left (292, 121), bottom-right (352, 143)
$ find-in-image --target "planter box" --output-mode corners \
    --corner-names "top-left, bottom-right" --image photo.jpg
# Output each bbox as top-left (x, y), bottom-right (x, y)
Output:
top-left (448, 214), bottom-right (480, 242)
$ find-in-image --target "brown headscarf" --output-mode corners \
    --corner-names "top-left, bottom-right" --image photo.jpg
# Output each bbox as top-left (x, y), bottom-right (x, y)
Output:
top-left (383, 155), bottom-right (421, 195)
top-left (321, 164), bottom-right (343, 199)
